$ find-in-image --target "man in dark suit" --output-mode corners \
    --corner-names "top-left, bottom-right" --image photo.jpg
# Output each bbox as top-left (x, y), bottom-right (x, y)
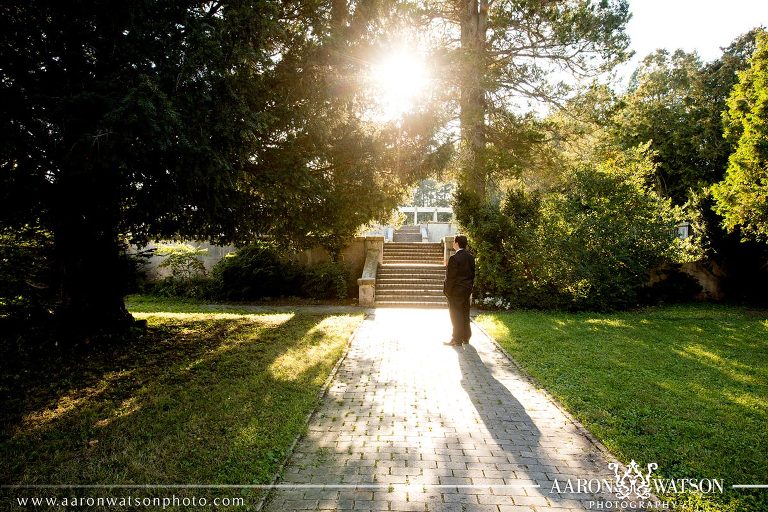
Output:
top-left (443, 235), bottom-right (475, 346)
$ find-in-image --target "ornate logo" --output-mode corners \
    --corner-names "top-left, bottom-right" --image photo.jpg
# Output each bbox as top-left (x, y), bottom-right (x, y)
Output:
top-left (608, 460), bottom-right (658, 500)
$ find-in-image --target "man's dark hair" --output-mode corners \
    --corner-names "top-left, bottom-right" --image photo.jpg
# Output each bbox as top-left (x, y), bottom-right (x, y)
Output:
top-left (454, 235), bottom-right (468, 249)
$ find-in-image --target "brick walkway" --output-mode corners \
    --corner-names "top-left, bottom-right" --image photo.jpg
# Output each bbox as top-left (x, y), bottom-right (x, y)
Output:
top-left (264, 309), bottom-right (631, 512)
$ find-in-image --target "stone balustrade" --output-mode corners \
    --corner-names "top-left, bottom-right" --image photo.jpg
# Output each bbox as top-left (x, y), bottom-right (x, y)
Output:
top-left (357, 236), bottom-right (384, 306)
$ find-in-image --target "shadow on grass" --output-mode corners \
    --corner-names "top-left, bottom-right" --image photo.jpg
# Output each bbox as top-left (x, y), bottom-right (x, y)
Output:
top-left (0, 309), bottom-right (361, 509)
top-left (477, 304), bottom-right (768, 511)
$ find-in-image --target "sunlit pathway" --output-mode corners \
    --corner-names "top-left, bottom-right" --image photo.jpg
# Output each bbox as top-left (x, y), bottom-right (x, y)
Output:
top-left (264, 309), bottom-right (635, 512)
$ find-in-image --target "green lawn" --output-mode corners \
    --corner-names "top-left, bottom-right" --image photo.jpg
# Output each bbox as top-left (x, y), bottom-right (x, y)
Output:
top-left (476, 304), bottom-right (768, 512)
top-left (1, 297), bottom-right (363, 510)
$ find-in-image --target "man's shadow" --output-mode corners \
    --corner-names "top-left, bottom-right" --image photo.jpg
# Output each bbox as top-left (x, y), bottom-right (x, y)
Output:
top-left (446, 340), bottom-right (597, 507)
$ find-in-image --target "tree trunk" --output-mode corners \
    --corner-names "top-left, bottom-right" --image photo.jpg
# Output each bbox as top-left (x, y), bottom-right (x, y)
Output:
top-left (51, 168), bottom-right (138, 343)
top-left (458, 0), bottom-right (489, 199)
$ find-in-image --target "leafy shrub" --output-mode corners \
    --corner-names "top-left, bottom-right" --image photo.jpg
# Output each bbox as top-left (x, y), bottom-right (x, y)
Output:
top-left (455, 188), bottom-right (562, 308)
top-left (301, 262), bottom-right (349, 299)
top-left (156, 243), bottom-right (207, 279)
top-left (459, 149), bottom-right (687, 310)
top-left (211, 243), bottom-right (301, 300)
top-left (142, 244), bottom-right (212, 299)
top-left (0, 227), bottom-right (56, 321)
top-left (547, 159), bottom-right (682, 310)
top-left (146, 276), bottom-right (215, 299)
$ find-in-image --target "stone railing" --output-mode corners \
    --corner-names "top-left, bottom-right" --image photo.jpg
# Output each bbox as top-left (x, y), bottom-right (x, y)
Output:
top-left (398, 206), bottom-right (454, 225)
top-left (357, 236), bottom-right (384, 306)
top-left (443, 235), bottom-right (456, 265)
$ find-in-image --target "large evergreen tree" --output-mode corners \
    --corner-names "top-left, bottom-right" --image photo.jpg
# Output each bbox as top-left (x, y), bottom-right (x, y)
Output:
top-left (611, 30), bottom-right (760, 206)
top-left (2, 1), bottom-right (279, 337)
top-left (713, 30), bottom-right (768, 242)
top-left (613, 50), bottom-right (716, 204)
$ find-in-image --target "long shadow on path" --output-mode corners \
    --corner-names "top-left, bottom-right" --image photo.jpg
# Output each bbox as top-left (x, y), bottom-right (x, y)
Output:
top-left (451, 341), bottom-right (617, 510)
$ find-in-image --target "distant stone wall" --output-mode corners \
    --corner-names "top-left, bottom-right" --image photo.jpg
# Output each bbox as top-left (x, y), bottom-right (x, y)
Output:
top-left (360, 222), bottom-right (457, 243)
top-left (137, 238), bottom-right (368, 283)
top-left (681, 261), bottom-right (726, 300)
top-left (424, 222), bottom-right (458, 243)
top-left (648, 260), bottom-right (726, 301)
top-left (136, 241), bottom-right (237, 280)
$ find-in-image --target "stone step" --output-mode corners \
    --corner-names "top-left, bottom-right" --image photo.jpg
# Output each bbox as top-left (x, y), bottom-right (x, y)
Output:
top-left (384, 242), bottom-right (443, 254)
top-left (385, 245), bottom-right (441, 249)
top-left (372, 238), bottom-right (448, 308)
top-left (383, 255), bottom-right (442, 261)
top-left (382, 256), bottom-right (443, 262)
top-left (378, 265), bottom-right (444, 269)
top-left (383, 253), bottom-right (442, 258)
top-left (376, 277), bottom-right (444, 284)
top-left (382, 257), bottom-right (442, 263)
top-left (378, 270), bottom-right (445, 277)
top-left (375, 304), bottom-right (447, 309)
top-left (376, 293), bottom-right (445, 301)
top-left (377, 273), bottom-right (444, 279)
top-left (383, 248), bottom-right (441, 253)
top-left (377, 278), bottom-right (444, 284)
top-left (375, 294), bottom-right (448, 301)
top-left (377, 284), bottom-right (444, 290)
top-left (376, 285), bottom-right (444, 292)
top-left (384, 260), bottom-right (442, 264)
top-left (383, 252), bottom-right (442, 258)
top-left (376, 288), bottom-right (444, 296)
top-left (385, 242), bottom-right (442, 247)
top-left (378, 278), bottom-right (444, 284)
top-left (374, 299), bottom-right (448, 308)
top-left (385, 259), bottom-right (444, 267)
top-left (392, 236), bottom-right (422, 242)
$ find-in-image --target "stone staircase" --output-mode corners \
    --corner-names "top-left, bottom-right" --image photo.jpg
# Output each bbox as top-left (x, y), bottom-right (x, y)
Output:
top-left (375, 240), bottom-right (447, 308)
top-left (392, 225), bottom-right (422, 242)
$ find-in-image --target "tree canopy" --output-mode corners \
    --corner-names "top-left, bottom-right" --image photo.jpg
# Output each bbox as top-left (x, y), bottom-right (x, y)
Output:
top-left (0, 0), bottom-right (445, 336)
top-left (612, 50), bottom-right (720, 204)
top-left (427, 0), bottom-right (631, 198)
top-left (3, 1), bottom-right (278, 333)
top-left (713, 30), bottom-right (768, 242)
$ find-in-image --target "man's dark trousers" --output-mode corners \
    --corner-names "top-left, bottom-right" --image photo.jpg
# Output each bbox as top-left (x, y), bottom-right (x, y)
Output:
top-left (448, 291), bottom-right (472, 343)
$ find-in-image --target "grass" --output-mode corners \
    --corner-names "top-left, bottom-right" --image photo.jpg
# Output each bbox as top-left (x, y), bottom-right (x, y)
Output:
top-left (0, 297), bottom-right (364, 510)
top-left (476, 304), bottom-right (768, 512)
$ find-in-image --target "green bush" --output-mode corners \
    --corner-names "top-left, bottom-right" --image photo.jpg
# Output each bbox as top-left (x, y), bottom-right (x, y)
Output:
top-left (156, 243), bottom-right (207, 279)
top-left (211, 243), bottom-right (301, 300)
top-left (146, 275), bottom-right (215, 299)
top-left (0, 227), bottom-right (56, 321)
top-left (301, 262), bottom-right (349, 299)
top-left (455, 188), bottom-right (563, 308)
top-left (142, 243), bottom-right (212, 299)
top-left (458, 149), bottom-right (687, 310)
